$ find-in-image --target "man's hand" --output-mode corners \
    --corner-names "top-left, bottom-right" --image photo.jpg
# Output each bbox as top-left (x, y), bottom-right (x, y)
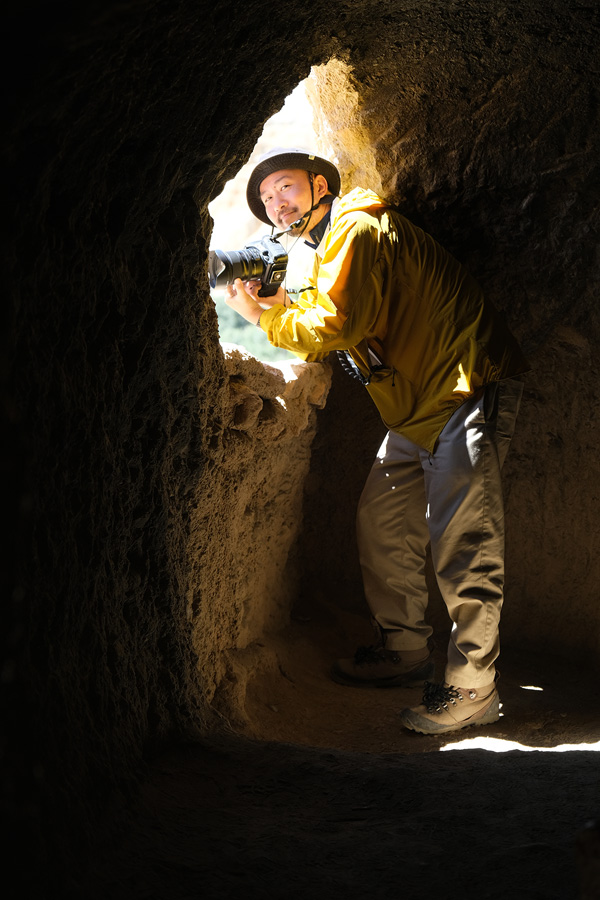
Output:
top-left (223, 279), bottom-right (263, 325)
top-left (224, 279), bottom-right (289, 325)
top-left (251, 282), bottom-right (289, 309)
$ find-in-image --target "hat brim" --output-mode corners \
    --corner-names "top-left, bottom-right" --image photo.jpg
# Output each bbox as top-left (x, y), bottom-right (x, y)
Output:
top-left (246, 150), bottom-right (341, 225)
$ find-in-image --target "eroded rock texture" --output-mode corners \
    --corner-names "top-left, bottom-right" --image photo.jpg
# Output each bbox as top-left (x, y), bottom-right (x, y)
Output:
top-left (3, 0), bottom-right (599, 892)
top-left (190, 348), bottom-right (329, 721)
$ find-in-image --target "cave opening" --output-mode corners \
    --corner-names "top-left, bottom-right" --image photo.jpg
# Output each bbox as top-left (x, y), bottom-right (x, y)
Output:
top-left (208, 77), bottom-right (323, 363)
top-left (203, 119), bottom-right (600, 765)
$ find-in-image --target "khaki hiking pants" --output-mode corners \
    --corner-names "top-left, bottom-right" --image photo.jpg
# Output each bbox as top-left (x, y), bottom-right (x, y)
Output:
top-left (356, 378), bottom-right (524, 688)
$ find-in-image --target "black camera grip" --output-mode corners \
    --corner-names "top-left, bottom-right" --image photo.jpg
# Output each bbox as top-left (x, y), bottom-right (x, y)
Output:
top-left (257, 283), bottom-right (280, 298)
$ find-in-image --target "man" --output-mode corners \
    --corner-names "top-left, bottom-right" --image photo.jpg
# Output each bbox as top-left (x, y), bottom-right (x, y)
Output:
top-left (225, 147), bottom-right (528, 735)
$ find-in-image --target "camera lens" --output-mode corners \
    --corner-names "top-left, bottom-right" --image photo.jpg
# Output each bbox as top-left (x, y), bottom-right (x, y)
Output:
top-left (208, 247), bottom-right (263, 288)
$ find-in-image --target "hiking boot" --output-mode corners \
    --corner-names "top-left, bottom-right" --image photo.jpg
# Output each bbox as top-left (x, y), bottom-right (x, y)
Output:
top-left (331, 645), bottom-right (435, 688)
top-left (399, 678), bottom-right (500, 734)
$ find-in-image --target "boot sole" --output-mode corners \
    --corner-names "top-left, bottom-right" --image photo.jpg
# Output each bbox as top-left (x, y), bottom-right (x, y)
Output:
top-left (331, 659), bottom-right (435, 689)
top-left (400, 693), bottom-right (500, 734)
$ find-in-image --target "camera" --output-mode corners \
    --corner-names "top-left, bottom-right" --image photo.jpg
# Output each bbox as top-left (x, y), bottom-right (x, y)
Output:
top-left (208, 235), bottom-right (288, 297)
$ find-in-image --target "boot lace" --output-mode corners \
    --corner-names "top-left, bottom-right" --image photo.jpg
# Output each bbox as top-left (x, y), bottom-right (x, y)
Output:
top-left (422, 682), bottom-right (465, 713)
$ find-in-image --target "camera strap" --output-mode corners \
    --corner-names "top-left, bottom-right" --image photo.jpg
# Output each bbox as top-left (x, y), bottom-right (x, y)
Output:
top-left (337, 339), bottom-right (389, 386)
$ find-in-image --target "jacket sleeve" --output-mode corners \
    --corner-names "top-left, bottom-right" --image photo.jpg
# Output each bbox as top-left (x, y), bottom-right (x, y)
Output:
top-left (259, 212), bottom-right (384, 360)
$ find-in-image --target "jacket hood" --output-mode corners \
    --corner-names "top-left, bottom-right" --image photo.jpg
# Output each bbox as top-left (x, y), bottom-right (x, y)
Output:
top-left (332, 187), bottom-right (388, 220)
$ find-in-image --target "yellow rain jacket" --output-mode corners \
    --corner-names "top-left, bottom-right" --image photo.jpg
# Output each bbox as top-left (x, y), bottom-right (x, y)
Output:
top-left (259, 188), bottom-right (528, 453)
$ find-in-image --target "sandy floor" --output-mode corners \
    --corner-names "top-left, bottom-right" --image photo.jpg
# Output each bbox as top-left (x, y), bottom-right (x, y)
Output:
top-left (89, 611), bottom-right (600, 899)
top-left (242, 608), bottom-right (600, 755)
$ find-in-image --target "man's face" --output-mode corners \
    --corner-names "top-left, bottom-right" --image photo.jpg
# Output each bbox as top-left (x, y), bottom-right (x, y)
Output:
top-left (259, 168), bottom-right (329, 232)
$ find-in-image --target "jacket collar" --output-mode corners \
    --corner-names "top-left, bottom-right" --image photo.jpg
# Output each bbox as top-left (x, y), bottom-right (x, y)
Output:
top-left (309, 196), bottom-right (340, 256)
top-left (303, 208), bottom-right (331, 250)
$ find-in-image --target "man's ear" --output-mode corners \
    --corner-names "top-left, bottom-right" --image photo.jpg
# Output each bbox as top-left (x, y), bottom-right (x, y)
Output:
top-left (313, 173), bottom-right (329, 200)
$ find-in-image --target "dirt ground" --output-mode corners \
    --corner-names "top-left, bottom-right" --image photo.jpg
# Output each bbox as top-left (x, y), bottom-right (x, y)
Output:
top-left (89, 607), bottom-right (600, 900)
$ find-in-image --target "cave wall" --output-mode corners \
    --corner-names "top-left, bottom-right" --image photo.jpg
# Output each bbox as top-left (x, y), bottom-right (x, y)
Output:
top-left (3, 0), bottom-right (599, 892)
top-left (190, 348), bottom-right (330, 724)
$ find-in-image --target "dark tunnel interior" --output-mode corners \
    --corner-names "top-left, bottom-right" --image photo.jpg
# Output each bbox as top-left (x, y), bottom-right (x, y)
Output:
top-left (2, 1), bottom-right (599, 897)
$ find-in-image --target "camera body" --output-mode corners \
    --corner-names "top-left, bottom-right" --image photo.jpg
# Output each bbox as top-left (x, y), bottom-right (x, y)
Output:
top-left (208, 235), bottom-right (288, 297)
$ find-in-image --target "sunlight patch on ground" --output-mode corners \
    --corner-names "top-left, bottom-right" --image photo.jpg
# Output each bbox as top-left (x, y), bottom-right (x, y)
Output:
top-left (441, 736), bottom-right (600, 753)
